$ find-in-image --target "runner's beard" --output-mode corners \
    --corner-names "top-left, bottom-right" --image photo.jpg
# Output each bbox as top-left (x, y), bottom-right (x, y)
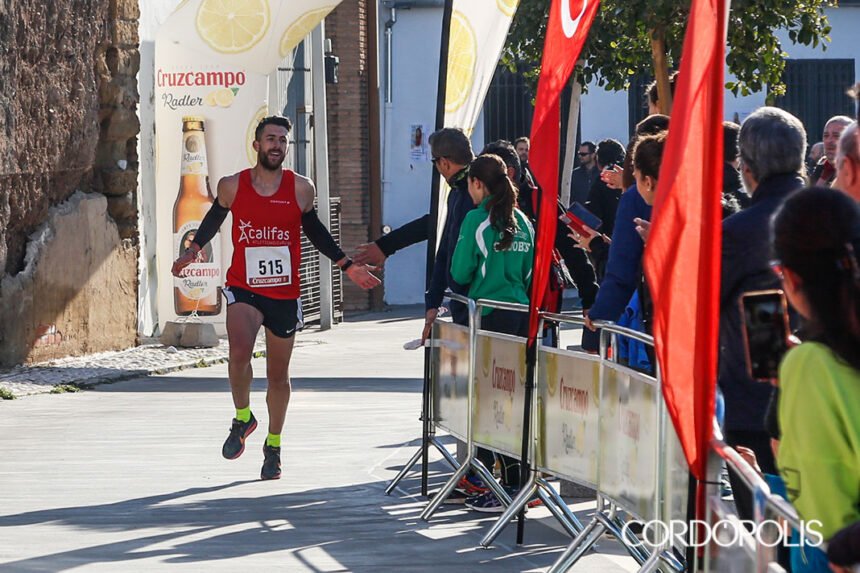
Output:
top-left (259, 149), bottom-right (285, 171)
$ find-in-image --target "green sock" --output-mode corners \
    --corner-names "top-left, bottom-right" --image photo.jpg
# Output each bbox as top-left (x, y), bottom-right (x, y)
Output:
top-left (266, 433), bottom-right (281, 447)
top-left (235, 406), bottom-right (251, 423)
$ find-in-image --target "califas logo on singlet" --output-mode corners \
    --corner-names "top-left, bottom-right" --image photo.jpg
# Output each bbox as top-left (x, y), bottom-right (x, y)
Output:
top-left (237, 220), bottom-right (291, 244)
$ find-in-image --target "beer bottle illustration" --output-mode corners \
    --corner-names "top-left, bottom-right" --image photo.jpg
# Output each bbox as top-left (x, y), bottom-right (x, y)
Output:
top-left (173, 116), bottom-right (222, 316)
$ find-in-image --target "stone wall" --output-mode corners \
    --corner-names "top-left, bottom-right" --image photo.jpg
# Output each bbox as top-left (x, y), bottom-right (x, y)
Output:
top-left (0, 1), bottom-right (140, 367)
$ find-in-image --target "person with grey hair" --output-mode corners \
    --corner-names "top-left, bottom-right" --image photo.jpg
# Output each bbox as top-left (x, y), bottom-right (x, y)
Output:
top-left (719, 106), bottom-right (806, 523)
top-left (834, 122), bottom-right (860, 202)
top-left (812, 115), bottom-right (854, 187)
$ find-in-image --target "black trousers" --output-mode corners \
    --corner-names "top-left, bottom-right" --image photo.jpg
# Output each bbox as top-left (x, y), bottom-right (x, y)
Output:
top-left (478, 308), bottom-right (528, 488)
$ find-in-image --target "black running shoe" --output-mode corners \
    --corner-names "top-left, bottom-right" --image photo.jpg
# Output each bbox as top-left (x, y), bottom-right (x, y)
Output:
top-left (261, 444), bottom-right (281, 480)
top-left (222, 413), bottom-right (257, 460)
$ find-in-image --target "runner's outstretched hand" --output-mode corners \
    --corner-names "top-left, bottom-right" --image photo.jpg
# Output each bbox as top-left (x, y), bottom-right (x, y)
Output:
top-left (171, 245), bottom-right (200, 277)
top-left (345, 263), bottom-right (381, 290)
top-left (354, 242), bottom-right (387, 267)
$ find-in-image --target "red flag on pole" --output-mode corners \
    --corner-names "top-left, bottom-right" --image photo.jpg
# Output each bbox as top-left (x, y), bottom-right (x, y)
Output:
top-left (527, 0), bottom-right (600, 343)
top-left (643, 0), bottom-right (726, 483)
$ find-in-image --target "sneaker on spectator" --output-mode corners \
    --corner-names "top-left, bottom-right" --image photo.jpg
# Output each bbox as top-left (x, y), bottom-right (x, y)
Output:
top-left (456, 474), bottom-right (490, 496)
top-left (465, 488), bottom-right (529, 514)
top-left (465, 490), bottom-right (505, 513)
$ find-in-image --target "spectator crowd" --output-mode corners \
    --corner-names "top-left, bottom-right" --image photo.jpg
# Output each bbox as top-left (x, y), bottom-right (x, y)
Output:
top-left (356, 75), bottom-right (860, 571)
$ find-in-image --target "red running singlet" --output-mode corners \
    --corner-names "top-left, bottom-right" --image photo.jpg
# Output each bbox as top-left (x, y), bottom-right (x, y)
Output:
top-left (225, 169), bottom-right (303, 299)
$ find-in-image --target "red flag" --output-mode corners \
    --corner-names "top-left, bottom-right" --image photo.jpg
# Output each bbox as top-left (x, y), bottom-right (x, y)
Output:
top-left (527, 0), bottom-right (600, 343)
top-left (643, 0), bottom-right (726, 485)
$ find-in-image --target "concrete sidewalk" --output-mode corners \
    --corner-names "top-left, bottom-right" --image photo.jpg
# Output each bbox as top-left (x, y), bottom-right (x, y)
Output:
top-left (0, 306), bottom-right (635, 572)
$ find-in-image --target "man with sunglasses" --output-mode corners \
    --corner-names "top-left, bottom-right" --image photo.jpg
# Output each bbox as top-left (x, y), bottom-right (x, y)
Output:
top-left (569, 141), bottom-right (599, 205)
top-left (353, 128), bottom-right (476, 331)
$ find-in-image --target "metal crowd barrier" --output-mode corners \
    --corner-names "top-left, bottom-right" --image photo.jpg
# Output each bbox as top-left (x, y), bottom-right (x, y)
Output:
top-left (701, 437), bottom-right (819, 573)
top-left (384, 295), bottom-right (704, 571)
top-left (384, 294), bottom-right (509, 512)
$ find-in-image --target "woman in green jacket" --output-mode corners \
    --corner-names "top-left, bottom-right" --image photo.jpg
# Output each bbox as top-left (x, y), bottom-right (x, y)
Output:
top-left (450, 153), bottom-right (535, 513)
top-left (451, 153), bottom-right (534, 337)
top-left (772, 187), bottom-right (860, 572)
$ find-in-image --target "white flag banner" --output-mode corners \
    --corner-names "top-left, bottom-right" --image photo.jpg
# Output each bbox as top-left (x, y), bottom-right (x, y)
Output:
top-left (153, 0), bottom-right (341, 330)
top-left (443, 0), bottom-right (519, 133)
top-left (434, 0), bottom-right (519, 245)
top-left (161, 0), bottom-right (341, 74)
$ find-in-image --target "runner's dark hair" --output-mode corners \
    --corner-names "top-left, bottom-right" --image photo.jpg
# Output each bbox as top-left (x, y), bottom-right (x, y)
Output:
top-left (255, 116), bottom-right (293, 140)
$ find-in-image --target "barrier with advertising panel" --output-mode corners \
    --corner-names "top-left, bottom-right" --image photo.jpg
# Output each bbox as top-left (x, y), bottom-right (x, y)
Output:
top-left (471, 330), bottom-right (528, 459)
top-left (537, 347), bottom-right (600, 489)
top-left (430, 321), bottom-right (470, 440)
top-left (598, 363), bottom-right (660, 521)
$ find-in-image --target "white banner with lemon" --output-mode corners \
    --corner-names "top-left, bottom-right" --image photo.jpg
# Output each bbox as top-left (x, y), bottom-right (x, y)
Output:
top-left (434, 0), bottom-right (519, 245)
top-left (443, 0), bottom-right (519, 132)
top-left (154, 0), bottom-right (340, 329)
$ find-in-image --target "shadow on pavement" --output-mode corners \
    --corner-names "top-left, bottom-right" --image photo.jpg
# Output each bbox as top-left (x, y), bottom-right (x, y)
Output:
top-left (93, 377), bottom-right (423, 394)
top-left (0, 470), bottom-right (576, 572)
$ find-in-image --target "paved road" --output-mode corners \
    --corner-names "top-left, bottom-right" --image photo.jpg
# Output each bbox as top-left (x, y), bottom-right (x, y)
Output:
top-left (0, 306), bottom-right (635, 572)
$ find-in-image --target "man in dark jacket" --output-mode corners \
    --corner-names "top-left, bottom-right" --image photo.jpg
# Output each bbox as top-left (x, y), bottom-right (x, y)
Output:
top-left (722, 121), bottom-right (749, 215)
top-left (720, 106), bottom-right (806, 519)
top-left (351, 128), bottom-right (475, 330)
top-left (583, 138), bottom-right (626, 281)
top-left (569, 141), bottom-right (598, 205)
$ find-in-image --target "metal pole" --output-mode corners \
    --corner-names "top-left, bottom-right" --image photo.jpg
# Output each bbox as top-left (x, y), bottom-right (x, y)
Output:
top-left (421, 0), bottom-right (453, 498)
top-left (367, 0), bottom-right (385, 311)
top-left (516, 329), bottom-right (537, 544)
top-left (311, 22), bottom-right (333, 330)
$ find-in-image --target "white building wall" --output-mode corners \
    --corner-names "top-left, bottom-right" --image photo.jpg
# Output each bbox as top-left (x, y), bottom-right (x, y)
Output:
top-left (378, 4), bottom-right (485, 306)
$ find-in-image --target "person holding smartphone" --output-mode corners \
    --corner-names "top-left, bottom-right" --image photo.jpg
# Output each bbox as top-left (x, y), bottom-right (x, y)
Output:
top-left (771, 187), bottom-right (860, 571)
top-left (576, 138), bottom-right (626, 281)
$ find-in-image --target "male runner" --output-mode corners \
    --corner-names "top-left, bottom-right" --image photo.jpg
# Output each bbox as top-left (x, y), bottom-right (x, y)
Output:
top-left (172, 116), bottom-right (380, 480)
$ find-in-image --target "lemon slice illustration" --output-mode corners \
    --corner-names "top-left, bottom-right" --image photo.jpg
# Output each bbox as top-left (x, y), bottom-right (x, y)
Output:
top-left (204, 91), bottom-right (219, 107)
top-left (215, 87), bottom-right (236, 107)
top-left (496, 0), bottom-right (519, 17)
top-left (196, 0), bottom-right (270, 54)
top-left (188, 287), bottom-right (203, 299)
top-left (444, 11), bottom-right (477, 114)
top-left (246, 105), bottom-right (268, 166)
top-left (280, 6), bottom-right (337, 58)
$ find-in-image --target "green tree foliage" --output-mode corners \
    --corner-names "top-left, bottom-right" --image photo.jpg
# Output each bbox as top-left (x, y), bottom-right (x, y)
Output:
top-left (504, 0), bottom-right (833, 99)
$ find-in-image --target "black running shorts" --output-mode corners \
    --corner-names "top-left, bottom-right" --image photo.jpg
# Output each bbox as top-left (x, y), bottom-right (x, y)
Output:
top-left (223, 286), bottom-right (303, 339)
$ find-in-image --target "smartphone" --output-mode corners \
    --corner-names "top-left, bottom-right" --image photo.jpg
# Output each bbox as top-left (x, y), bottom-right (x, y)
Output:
top-left (740, 290), bottom-right (791, 382)
top-left (560, 202), bottom-right (603, 236)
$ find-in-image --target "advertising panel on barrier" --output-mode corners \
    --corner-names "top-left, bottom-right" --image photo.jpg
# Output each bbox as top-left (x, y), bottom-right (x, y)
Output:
top-left (431, 322), bottom-right (471, 440)
top-left (599, 363), bottom-right (659, 520)
top-left (472, 331), bottom-right (527, 458)
top-left (664, 422), bottom-right (691, 524)
top-left (537, 347), bottom-right (600, 488)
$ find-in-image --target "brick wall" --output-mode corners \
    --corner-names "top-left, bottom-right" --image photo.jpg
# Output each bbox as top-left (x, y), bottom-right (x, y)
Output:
top-left (326, 0), bottom-right (372, 311)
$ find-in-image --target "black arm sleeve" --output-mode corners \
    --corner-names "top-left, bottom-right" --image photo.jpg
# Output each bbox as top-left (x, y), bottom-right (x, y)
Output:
top-left (301, 208), bottom-right (346, 262)
top-left (375, 214), bottom-right (431, 257)
top-left (192, 201), bottom-right (230, 250)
